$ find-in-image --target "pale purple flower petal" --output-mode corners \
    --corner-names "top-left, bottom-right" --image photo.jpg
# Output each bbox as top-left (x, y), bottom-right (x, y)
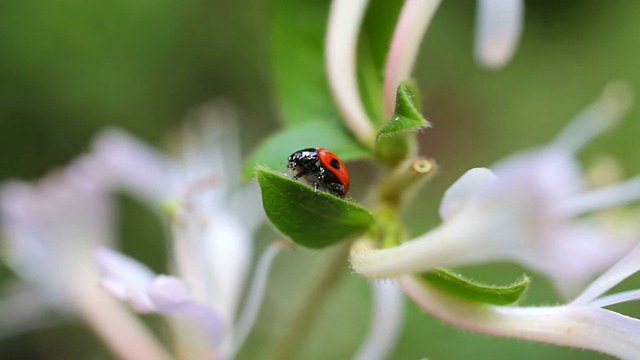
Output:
top-left (1, 155), bottom-right (170, 360)
top-left (474, 0), bottom-right (524, 69)
top-left (550, 81), bottom-right (634, 154)
top-left (94, 248), bottom-right (225, 344)
top-left (94, 247), bottom-right (157, 312)
top-left (399, 275), bottom-right (640, 359)
top-left (91, 129), bottom-right (174, 203)
top-left (591, 289), bottom-right (640, 309)
top-left (148, 276), bottom-right (225, 345)
top-left (0, 160), bottom-right (114, 308)
top-left (229, 242), bottom-right (284, 358)
top-left (202, 214), bottom-right (252, 330)
top-left (439, 167), bottom-right (497, 221)
top-left (354, 280), bottom-right (404, 360)
top-left (571, 242), bottom-right (640, 306)
top-left (558, 174), bottom-right (640, 216)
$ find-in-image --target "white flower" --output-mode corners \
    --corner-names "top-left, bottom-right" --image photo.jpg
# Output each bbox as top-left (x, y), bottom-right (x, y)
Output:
top-left (0, 155), bottom-right (170, 360)
top-left (326, 0), bottom-right (525, 137)
top-left (474, 0), bottom-right (524, 69)
top-left (91, 102), bottom-right (283, 359)
top-left (353, 281), bottom-right (404, 360)
top-left (398, 239), bottom-right (640, 359)
top-left (351, 82), bottom-right (639, 300)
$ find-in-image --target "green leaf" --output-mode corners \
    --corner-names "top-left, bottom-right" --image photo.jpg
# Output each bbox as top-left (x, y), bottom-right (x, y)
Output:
top-left (270, 0), bottom-right (342, 126)
top-left (419, 268), bottom-right (530, 305)
top-left (257, 168), bottom-right (374, 249)
top-left (377, 82), bottom-right (430, 138)
top-left (243, 121), bottom-right (371, 179)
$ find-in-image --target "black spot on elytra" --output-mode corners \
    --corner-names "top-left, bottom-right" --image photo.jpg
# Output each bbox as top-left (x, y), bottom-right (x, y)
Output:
top-left (329, 158), bottom-right (340, 169)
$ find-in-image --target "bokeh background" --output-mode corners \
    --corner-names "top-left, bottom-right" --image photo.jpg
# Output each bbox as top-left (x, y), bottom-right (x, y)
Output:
top-left (1, 0), bottom-right (639, 359)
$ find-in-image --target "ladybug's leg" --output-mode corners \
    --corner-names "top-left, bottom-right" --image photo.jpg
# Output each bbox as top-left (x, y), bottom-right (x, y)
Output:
top-left (326, 183), bottom-right (345, 198)
top-left (292, 167), bottom-right (310, 180)
top-left (311, 166), bottom-right (324, 195)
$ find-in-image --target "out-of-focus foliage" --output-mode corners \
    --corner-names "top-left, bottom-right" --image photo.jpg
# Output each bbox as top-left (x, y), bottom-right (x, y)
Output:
top-left (1, 0), bottom-right (639, 359)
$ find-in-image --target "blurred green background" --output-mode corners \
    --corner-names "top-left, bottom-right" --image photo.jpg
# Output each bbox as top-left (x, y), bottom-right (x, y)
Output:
top-left (1, 0), bottom-right (639, 359)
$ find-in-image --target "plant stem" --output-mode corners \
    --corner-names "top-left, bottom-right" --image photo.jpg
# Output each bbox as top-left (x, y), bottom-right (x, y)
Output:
top-left (272, 240), bottom-right (351, 360)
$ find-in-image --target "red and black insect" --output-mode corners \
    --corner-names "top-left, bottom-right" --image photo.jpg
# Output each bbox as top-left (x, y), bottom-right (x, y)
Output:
top-left (287, 147), bottom-right (349, 198)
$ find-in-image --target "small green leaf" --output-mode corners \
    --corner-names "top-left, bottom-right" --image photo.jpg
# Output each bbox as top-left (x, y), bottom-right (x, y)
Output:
top-left (243, 121), bottom-right (371, 179)
top-left (419, 268), bottom-right (530, 305)
top-left (377, 82), bottom-right (430, 138)
top-left (257, 168), bottom-right (374, 249)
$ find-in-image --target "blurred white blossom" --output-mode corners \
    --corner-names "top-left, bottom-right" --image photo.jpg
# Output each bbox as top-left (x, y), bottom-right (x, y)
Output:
top-left (92, 103), bottom-right (283, 359)
top-left (0, 154), bottom-right (170, 360)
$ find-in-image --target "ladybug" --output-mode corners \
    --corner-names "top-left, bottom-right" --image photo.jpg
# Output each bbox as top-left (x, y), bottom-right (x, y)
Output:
top-left (287, 147), bottom-right (349, 198)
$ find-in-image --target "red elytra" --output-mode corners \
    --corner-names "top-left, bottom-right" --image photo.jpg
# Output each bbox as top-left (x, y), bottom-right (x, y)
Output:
top-left (286, 147), bottom-right (350, 198)
top-left (316, 148), bottom-right (349, 195)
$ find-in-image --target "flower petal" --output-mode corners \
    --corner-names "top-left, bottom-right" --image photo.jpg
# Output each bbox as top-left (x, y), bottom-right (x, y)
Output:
top-left (0, 161), bottom-right (114, 307)
top-left (558, 174), bottom-right (640, 216)
top-left (474, 0), bottom-right (524, 69)
top-left (229, 241), bottom-right (285, 358)
top-left (550, 81), bottom-right (634, 154)
top-left (203, 214), bottom-right (252, 329)
top-left (571, 241), bottom-right (640, 306)
top-left (91, 129), bottom-right (174, 203)
top-left (439, 167), bottom-right (497, 221)
top-left (148, 276), bottom-right (225, 345)
top-left (399, 275), bottom-right (640, 359)
top-left (382, 0), bottom-right (442, 117)
top-left (326, 0), bottom-right (375, 144)
top-left (532, 219), bottom-right (637, 300)
top-left (94, 247), bottom-right (157, 312)
top-left (353, 280), bottom-right (404, 360)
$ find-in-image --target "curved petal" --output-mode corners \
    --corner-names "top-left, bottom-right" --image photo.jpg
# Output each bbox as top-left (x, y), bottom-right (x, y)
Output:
top-left (353, 280), bottom-right (404, 360)
top-left (91, 129), bottom-right (173, 203)
top-left (173, 209), bottom-right (253, 327)
top-left (591, 289), bottom-right (640, 309)
top-left (229, 242), bottom-right (285, 358)
top-left (474, 0), bottom-right (524, 69)
top-left (558, 174), bottom-right (640, 216)
top-left (491, 148), bottom-right (584, 205)
top-left (0, 162), bottom-right (114, 308)
top-left (148, 276), bottom-right (225, 345)
top-left (75, 278), bottom-right (171, 360)
top-left (571, 241), bottom-right (640, 306)
top-left (550, 81), bottom-right (634, 154)
top-left (94, 247), bottom-right (157, 312)
top-left (439, 167), bottom-right (497, 221)
top-left (532, 220), bottom-right (637, 300)
top-left (326, 0), bottom-right (375, 144)
top-left (399, 275), bottom-right (640, 359)
top-left (382, 0), bottom-right (442, 117)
